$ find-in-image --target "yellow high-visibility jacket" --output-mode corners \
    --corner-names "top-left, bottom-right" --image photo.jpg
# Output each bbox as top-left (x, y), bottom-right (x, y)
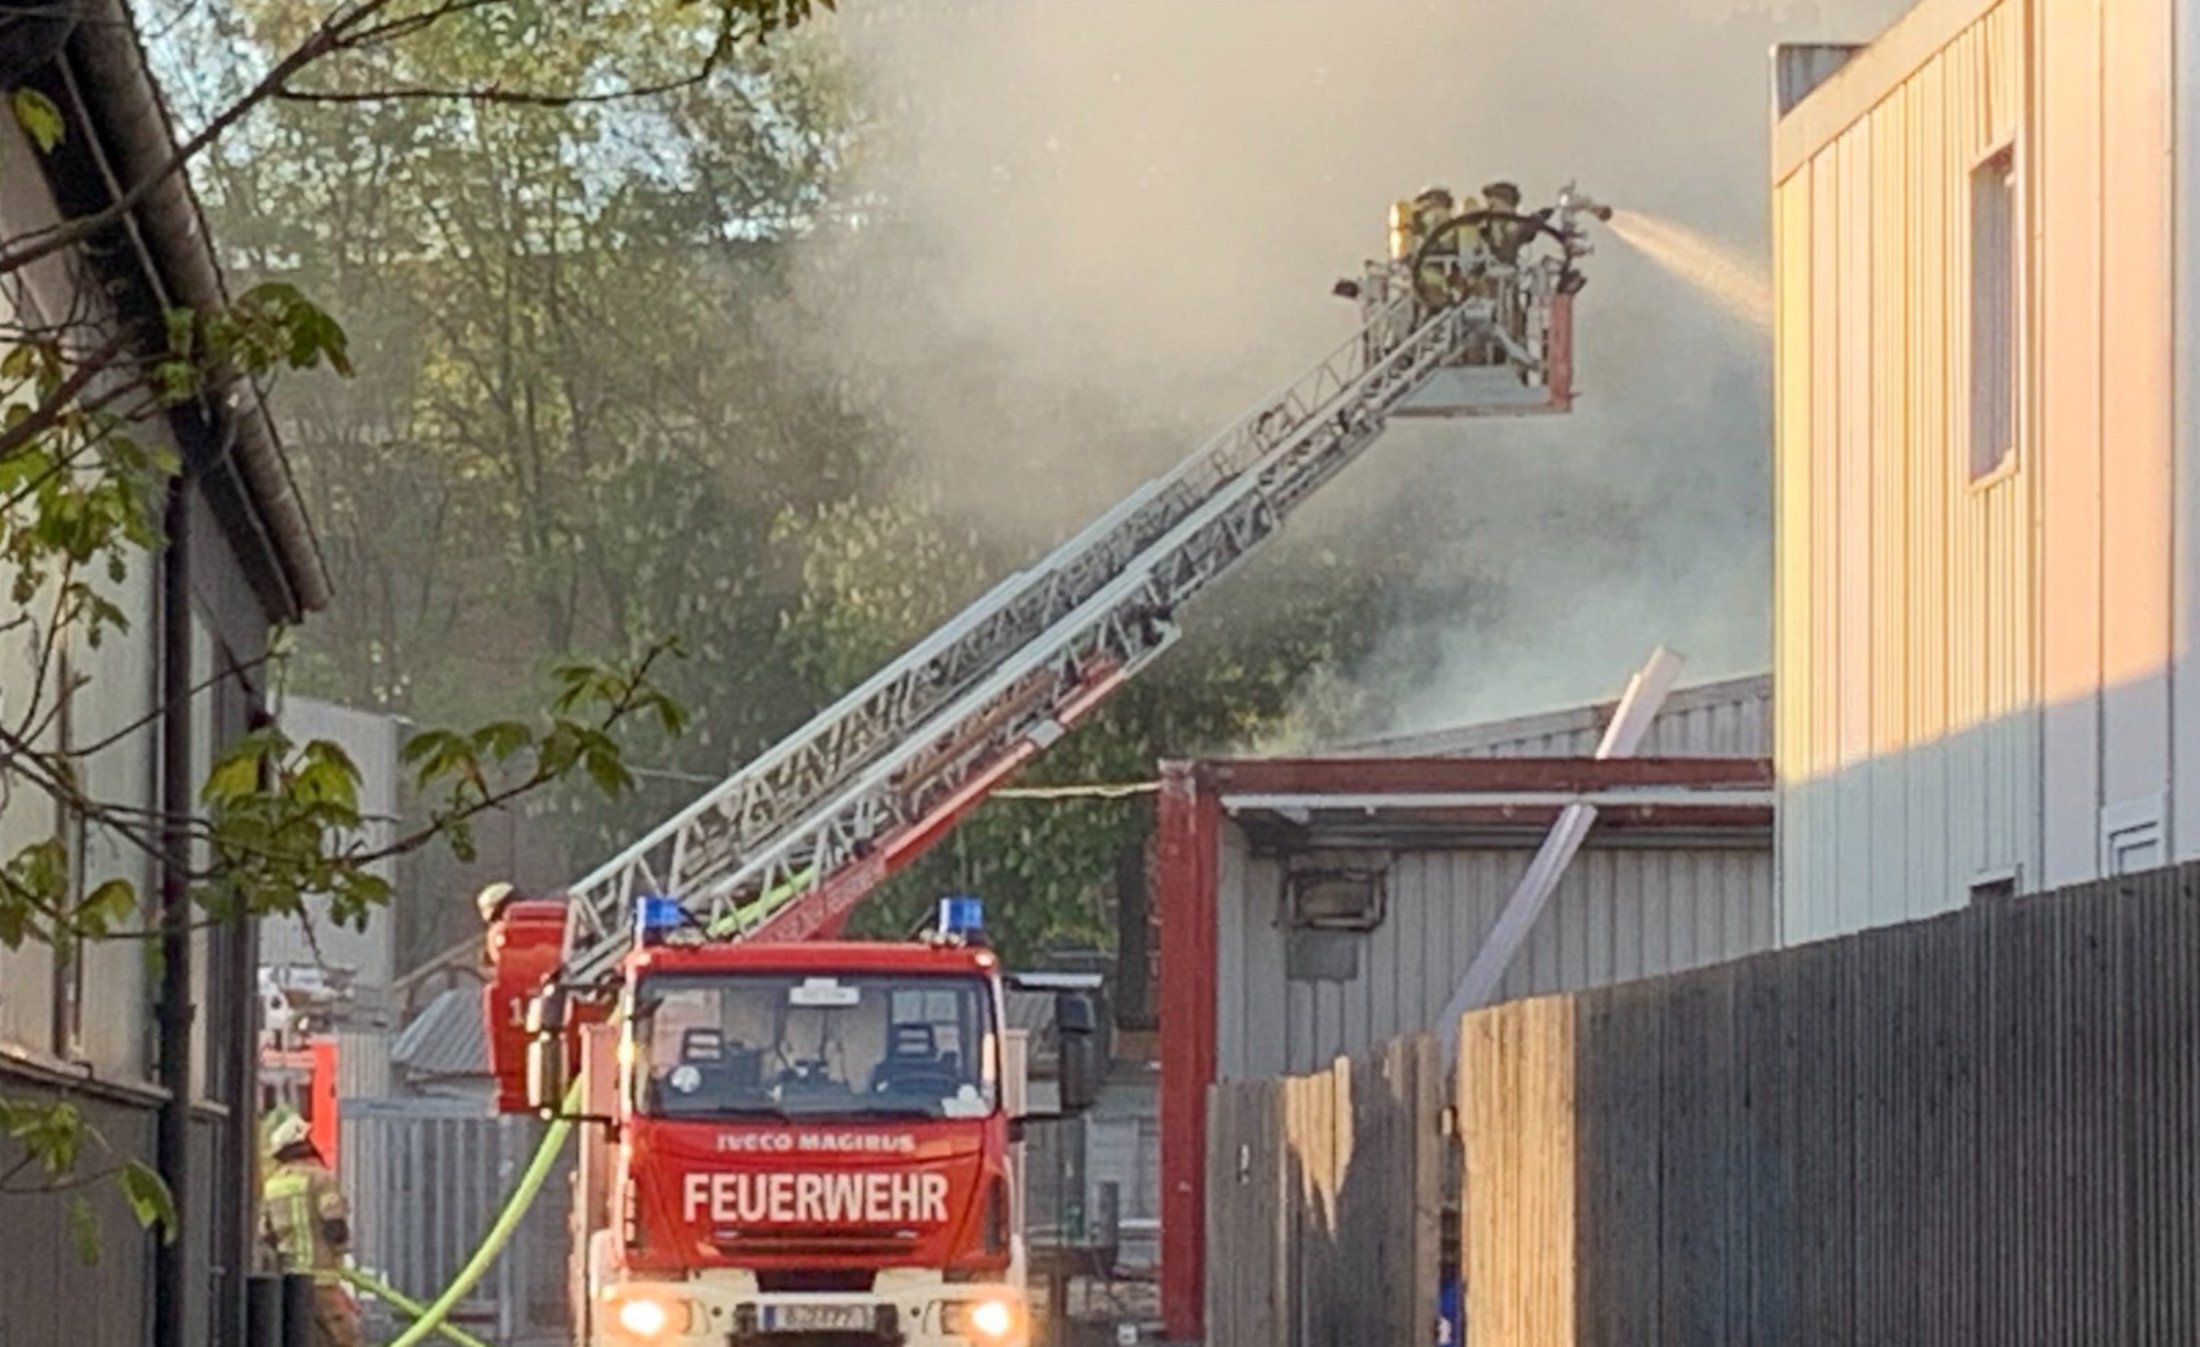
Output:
top-left (263, 1156), bottom-right (349, 1277)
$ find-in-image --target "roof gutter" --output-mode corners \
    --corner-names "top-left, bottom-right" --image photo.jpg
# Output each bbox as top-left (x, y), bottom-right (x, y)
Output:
top-left (1219, 789), bottom-right (1777, 813)
top-left (32, 0), bottom-right (330, 618)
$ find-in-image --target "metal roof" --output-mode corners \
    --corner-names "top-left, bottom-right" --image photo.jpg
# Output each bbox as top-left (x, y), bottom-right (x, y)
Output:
top-left (388, 987), bottom-right (490, 1080)
top-left (1193, 756), bottom-right (1776, 848)
top-left (1338, 673), bottom-right (1771, 761)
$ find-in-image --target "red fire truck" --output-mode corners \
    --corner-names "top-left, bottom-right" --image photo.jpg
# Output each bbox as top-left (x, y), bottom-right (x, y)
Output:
top-left (469, 190), bottom-right (1605, 1346)
top-left (488, 894), bottom-right (1097, 1347)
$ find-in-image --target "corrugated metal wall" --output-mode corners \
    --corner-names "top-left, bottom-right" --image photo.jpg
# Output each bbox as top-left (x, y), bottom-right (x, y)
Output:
top-left (335, 1026), bottom-right (393, 1099)
top-left (342, 1100), bottom-right (572, 1346)
top-left (1215, 831), bottom-right (1772, 1081)
top-left (1774, 0), bottom-right (2182, 942)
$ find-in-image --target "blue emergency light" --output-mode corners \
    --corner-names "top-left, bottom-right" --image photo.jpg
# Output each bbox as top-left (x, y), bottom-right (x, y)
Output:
top-left (937, 895), bottom-right (986, 944)
top-left (634, 894), bottom-right (684, 947)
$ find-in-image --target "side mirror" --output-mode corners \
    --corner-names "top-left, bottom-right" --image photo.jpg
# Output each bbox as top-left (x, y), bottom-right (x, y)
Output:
top-left (524, 989), bottom-right (569, 1114)
top-left (1055, 991), bottom-right (1101, 1115)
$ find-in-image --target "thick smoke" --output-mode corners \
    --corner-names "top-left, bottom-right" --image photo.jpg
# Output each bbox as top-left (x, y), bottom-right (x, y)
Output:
top-left (796, 0), bottom-right (1914, 735)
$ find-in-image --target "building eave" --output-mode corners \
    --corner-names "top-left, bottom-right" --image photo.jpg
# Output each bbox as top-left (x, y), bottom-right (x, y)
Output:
top-left (23, 0), bottom-right (330, 620)
top-left (1771, 0), bottom-right (2006, 183)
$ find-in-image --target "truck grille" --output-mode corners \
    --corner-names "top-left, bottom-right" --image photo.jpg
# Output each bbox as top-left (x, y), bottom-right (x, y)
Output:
top-left (711, 1233), bottom-right (917, 1259)
top-left (755, 1270), bottom-right (873, 1294)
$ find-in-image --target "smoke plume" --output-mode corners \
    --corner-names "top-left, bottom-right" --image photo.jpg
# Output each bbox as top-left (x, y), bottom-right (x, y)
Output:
top-left (793, 0), bottom-right (1914, 735)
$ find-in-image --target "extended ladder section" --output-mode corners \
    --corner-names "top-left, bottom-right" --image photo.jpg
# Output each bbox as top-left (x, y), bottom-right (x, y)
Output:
top-left (557, 193), bottom-right (1601, 982)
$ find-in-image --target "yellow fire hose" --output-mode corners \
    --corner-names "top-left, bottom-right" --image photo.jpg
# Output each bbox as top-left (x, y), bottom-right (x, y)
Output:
top-left (705, 866), bottom-right (817, 938)
top-left (382, 1079), bottom-right (584, 1347)
top-left (339, 1268), bottom-right (496, 1347)
top-left (378, 892), bottom-right (784, 1347)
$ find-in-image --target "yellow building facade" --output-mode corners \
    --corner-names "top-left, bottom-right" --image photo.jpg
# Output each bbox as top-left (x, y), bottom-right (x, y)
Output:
top-left (1774, 0), bottom-right (2185, 938)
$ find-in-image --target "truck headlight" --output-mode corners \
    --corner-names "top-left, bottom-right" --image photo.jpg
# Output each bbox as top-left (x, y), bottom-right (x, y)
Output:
top-left (945, 1297), bottom-right (1019, 1341)
top-left (610, 1292), bottom-right (690, 1340)
top-left (969, 1299), bottom-right (1017, 1340)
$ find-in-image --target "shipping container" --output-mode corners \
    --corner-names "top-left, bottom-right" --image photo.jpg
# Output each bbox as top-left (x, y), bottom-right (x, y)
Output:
top-left (1156, 741), bottom-right (1775, 1338)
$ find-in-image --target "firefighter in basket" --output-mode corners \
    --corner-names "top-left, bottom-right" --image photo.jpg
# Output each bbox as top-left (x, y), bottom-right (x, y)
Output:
top-left (1406, 183), bottom-right (1480, 310)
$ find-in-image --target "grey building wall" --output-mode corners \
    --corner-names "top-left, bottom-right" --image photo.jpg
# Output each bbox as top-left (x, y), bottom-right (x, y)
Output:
top-left (0, 9), bottom-right (327, 1345)
top-left (1215, 831), bottom-right (1774, 1082)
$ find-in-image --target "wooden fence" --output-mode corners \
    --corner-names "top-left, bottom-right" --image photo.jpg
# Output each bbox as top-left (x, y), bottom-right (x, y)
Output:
top-left (1463, 862), bottom-right (2200, 1347)
top-left (1204, 1034), bottom-right (1445, 1347)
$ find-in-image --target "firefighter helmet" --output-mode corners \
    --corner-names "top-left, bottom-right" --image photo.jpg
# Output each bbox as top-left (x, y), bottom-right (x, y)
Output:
top-left (475, 881), bottom-right (517, 926)
top-left (267, 1110), bottom-right (311, 1154)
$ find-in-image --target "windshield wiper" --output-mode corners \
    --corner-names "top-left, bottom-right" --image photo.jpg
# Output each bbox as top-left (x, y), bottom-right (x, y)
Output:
top-left (852, 1103), bottom-right (949, 1120)
top-left (662, 1102), bottom-right (796, 1121)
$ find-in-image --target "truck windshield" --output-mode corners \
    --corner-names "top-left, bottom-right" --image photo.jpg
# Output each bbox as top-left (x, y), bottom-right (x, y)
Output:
top-left (631, 973), bottom-right (998, 1122)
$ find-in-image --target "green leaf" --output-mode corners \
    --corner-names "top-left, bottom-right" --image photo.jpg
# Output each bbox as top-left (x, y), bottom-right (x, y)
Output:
top-left (74, 879), bottom-right (137, 938)
top-left (164, 307), bottom-right (197, 361)
top-left (3, 838), bottom-right (70, 922)
top-left (446, 818), bottom-right (478, 865)
top-left (399, 730), bottom-right (441, 765)
top-left (120, 1161), bottom-right (178, 1243)
top-left (12, 88), bottom-right (64, 153)
top-left (5, 1098), bottom-right (85, 1175)
top-left (67, 1196), bottom-right (101, 1266)
top-left (0, 893), bottom-right (31, 950)
top-left (470, 720), bottom-right (534, 761)
top-left (583, 746), bottom-right (633, 798)
top-left (0, 342), bottom-right (42, 382)
top-left (201, 747), bottom-right (263, 803)
top-left (294, 740), bottom-right (363, 811)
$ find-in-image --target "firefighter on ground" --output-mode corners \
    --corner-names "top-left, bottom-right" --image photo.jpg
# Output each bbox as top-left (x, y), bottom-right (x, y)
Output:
top-left (262, 1111), bottom-right (363, 1347)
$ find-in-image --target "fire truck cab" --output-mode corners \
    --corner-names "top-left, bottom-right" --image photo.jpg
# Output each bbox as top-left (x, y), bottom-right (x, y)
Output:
top-left (491, 896), bottom-right (1099, 1347)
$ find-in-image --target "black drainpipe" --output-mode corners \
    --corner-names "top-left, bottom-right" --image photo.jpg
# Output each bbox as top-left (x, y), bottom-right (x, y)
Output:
top-left (154, 473), bottom-right (195, 1347)
top-left (227, 695), bottom-right (276, 1346)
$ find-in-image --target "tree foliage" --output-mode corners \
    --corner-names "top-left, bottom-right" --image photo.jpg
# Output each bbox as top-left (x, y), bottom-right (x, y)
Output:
top-left (160, 0), bottom-right (1408, 977)
top-left (0, 0), bottom-right (858, 1252)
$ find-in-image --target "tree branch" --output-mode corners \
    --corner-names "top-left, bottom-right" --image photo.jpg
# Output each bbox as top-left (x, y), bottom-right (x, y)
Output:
top-left (0, 399), bottom-right (160, 520)
top-left (275, 0), bottom-right (741, 109)
top-left (0, 328), bottom-right (132, 464)
top-left (0, 1160), bottom-right (130, 1198)
top-left (344, 639), bottom-right (680, 869)
top-left (59, 651), bottom-right (276, 761)
top-left (0, 1), bottom-right (398, 279)
top-left (10, 554), bottom-right (82, 744)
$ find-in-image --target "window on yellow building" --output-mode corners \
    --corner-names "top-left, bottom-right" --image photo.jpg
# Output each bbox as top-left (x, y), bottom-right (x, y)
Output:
top-left (1969, 146), bottom-right (2017, 481)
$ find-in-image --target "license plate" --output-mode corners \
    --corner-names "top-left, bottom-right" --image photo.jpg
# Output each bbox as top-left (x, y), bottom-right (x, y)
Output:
top-left (758, 1304), bottom-right (875, 1333)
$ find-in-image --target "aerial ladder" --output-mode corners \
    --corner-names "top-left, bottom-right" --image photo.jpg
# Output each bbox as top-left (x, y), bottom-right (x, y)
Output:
top-left (507, 185), bottom-right (1611, 987)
